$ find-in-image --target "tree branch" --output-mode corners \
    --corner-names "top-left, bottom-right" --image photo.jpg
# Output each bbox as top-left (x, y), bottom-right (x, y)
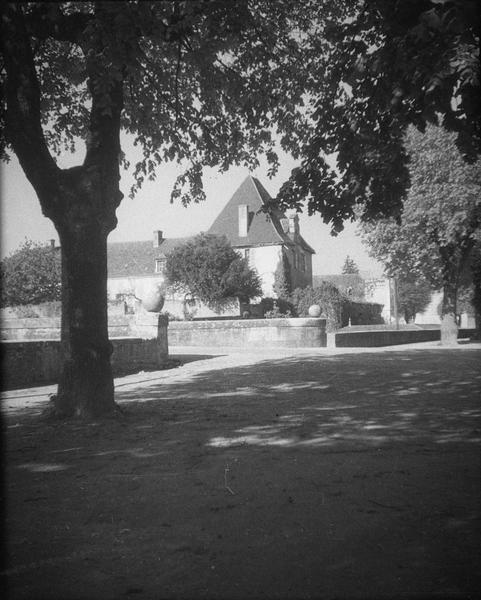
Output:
top-left (22, 4), bottom-right (92, 44)
top-left (0, 4), bottom-right (59, 204)
top-left (82, 5), bottom-right (124, 194)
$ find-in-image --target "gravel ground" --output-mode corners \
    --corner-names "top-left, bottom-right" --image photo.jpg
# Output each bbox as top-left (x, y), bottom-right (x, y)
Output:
top-left (2, 341), bottom-right (480, 600)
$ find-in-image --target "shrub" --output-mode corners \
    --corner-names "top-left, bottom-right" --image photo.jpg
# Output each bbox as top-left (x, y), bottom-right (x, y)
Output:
top-left (165, 233), bottom-right (262, 308)
top-left (290, 283), bottom-right (344, 331)
top-left (260, 297), bottom-right (294, 318)
top-left (1, 240), bottom-right (61, 307)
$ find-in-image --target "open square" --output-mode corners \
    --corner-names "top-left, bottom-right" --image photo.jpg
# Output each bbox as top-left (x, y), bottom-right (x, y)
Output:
top-left (3, 342), bottom-right (480, 599)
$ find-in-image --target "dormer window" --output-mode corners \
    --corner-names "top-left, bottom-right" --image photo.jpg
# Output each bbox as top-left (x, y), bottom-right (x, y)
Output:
top-left (238, 204), bottom-right (249, 237)
top-left (155, 258), bottom-right (166, 274)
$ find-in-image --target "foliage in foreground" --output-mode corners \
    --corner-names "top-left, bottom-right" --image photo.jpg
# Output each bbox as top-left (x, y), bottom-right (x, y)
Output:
top-left (275, 0), bottom-right (480, 231)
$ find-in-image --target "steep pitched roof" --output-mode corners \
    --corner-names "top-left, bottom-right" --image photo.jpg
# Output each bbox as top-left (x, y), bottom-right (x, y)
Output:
top-left (207, 175), bottom-right (314, 253)
top-left (107, 238), bottom-right (191, 278)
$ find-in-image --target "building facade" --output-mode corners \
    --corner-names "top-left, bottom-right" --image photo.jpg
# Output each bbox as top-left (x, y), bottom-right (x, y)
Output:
top-left (107, 175), bottom-right (314, 316)
top-left (206, 175), bottom-right (314, 296)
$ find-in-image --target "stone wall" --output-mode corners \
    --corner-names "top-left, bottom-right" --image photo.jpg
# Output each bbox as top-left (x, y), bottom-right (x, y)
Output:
top-left (1, 314), bottom-right (168, 390)
top-left (1, 336), bottom-right (168, 390)
top-left (0, 312), bottom-right (166, 341)
top-left (169, 317), bottom-right (327, 348)
top-left (334, 328), bottom-right (476, 347)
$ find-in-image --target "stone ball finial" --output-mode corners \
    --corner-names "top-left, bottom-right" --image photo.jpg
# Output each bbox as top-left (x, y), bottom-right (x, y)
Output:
top-left (142, 285), bottom-right (165, 313)
top-left (308, 304), bottom-right (322, 317)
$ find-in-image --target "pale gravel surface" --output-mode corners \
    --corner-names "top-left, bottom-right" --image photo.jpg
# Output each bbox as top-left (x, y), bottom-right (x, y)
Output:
top-left (2, 340), bottom-right (480, 600)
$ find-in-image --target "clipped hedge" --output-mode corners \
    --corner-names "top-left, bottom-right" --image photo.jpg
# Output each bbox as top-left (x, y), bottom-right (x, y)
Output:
top-left (342, 301), bottom-right (384, 326)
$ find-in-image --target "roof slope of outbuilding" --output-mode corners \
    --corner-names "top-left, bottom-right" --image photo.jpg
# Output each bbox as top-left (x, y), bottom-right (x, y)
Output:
top-left (107, 238), bottom-right (191, 278)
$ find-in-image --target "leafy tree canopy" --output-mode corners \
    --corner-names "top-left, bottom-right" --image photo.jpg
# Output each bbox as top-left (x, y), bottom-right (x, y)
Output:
top-left (361, 124), bottom-right (481, 342)
top-left (1, 240), bottom-right (61, 306)
top-left (275, 0), bottom-right (480, 231)
top-left (361, 125), bottom-right (481, 286)
top-left (165, 233), bottom-right (262, 306)
top-left (0, 1), bottom-right (323, 203)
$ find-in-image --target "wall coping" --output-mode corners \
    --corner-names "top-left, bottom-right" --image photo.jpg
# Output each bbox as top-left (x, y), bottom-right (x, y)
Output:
top-left (168, 317), bottom-right (326, 330)
top-left (1, 337), bottom-right (156, 345)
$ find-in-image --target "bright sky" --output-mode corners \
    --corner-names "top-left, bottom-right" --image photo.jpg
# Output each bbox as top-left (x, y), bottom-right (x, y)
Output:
top-left (0, 134), bottom-right (384, 277)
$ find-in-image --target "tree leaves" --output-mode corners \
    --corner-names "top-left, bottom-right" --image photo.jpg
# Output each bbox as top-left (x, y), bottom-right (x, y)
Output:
top-left (1, 1), bottom-right (478, 228)
top-left (1, 240), bottom-right (61, 306)
top-left (360, 125), bottom-right (481, 294)
top-left (165, 233), bottom-right (262, 307)
top-left (275, 0), bottom-right (480, 231)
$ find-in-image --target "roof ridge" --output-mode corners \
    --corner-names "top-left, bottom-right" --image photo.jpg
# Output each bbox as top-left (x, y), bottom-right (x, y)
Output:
top-left (250, 175), bottom-right (269, 207)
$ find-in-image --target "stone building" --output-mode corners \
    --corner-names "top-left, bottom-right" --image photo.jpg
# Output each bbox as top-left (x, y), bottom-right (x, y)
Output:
top-left (107, 175), bottom-right (314, 317)
top-left (206, 175), bottom-right (314, 296)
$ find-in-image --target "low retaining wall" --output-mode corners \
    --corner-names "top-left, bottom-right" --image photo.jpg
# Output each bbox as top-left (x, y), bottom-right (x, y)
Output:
top-left (169, 317), bottom-right (327, 348)
top-left (1, 336), bottom-right (169, 390)
top-left (0, 312), bottom-right (166, 341)
top-left (334, 328), bottom-right (476, 347)
top-left (1, 314), bottom-right (169, 390)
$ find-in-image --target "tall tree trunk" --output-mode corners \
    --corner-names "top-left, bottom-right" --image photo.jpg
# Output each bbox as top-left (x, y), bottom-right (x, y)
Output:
top-left (47, 161), bottom-right (122, 418)
top-left (54, 223), bottom-right (115, 418)
top-left (2, 3), bottom-right (124, 418)
top-left (440, 275), bottom-right (458, 346)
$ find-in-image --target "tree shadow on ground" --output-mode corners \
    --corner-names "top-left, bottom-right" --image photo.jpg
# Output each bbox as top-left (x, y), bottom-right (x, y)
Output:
top-left (115, 347), bottom-right (481, 450)
top-left (5, 348), bottom-right (481, 458)
top-left (3, 347), bottom-right (481, 600)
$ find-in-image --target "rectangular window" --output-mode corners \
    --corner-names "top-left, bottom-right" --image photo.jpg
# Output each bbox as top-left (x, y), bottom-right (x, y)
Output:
top-left (155, 258), bottom-right (166, 274)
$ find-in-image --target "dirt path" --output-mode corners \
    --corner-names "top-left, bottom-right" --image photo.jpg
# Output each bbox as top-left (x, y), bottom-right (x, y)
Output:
top-left (2, 343), bottom-right (481, 599)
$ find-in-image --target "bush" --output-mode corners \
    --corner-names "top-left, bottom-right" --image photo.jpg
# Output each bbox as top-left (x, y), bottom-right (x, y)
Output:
top-left (260, 298), bottom-right (293, 318)
top-left (290, 283), bottom-right (344, 331)
top-left (1, 240), bottom-right (61, 307)
top-left (260, 297), bottom-right (294, 318)
top-left (165, 233), bottom-right (262, 307)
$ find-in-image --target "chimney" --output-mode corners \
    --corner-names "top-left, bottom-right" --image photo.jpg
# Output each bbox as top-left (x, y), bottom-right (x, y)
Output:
top-left (238, 205), bottom-right (249, 237)
top-left (153, 230), bottom-right (163, 247)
